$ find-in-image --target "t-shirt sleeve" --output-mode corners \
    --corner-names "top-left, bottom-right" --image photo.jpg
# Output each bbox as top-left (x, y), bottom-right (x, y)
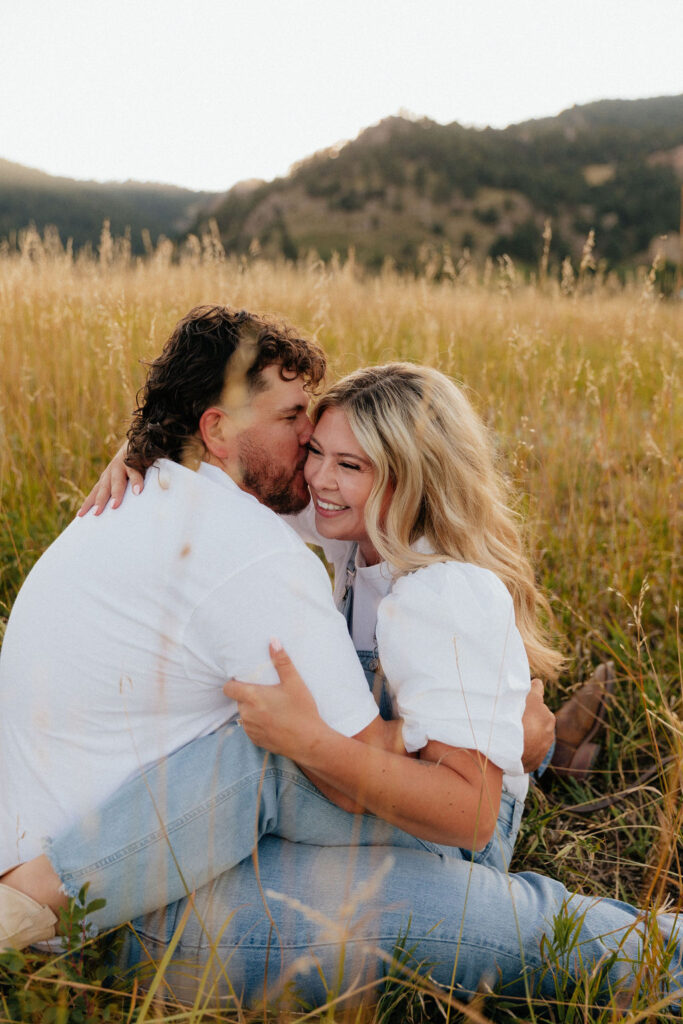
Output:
top-left (375, 562), bottom-right (530, 774)
top-left (181, 547), bottom-right (379, 737)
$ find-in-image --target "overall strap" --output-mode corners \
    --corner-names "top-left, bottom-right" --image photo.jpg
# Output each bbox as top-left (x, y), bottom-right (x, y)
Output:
top-left (340, 544), bottom-right (392, 719)
top-left (340, 544), bottom-right (358, 635)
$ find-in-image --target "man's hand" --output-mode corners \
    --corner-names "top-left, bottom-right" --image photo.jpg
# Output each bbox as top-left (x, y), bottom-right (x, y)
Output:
top-left (78, 443), bottom-right (144, 516)
top-left (521, 679), bottom-right (556, 773)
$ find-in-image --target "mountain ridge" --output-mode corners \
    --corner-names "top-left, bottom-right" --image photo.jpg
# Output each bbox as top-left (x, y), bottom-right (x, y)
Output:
top-left (2, 94), bottom-right (682, 268)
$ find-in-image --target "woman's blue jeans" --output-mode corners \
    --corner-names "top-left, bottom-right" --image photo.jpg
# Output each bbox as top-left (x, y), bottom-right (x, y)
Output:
top-left (46, 723), bottom-right (683, 1008)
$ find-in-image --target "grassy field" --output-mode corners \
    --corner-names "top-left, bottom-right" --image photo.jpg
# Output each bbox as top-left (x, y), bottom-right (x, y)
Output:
top-left (0, 227), bottom-right (681, 1022)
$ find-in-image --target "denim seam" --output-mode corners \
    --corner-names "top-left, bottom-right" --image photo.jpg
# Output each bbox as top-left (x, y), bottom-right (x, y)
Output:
top-left (134, 927), bottom-right (546, 969)
top-left (53, 765), bottom-right (295, 880)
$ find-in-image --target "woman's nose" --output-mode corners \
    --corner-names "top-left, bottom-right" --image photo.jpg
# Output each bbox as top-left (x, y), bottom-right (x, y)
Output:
top-left (307, 456), bottom-right (336, 491)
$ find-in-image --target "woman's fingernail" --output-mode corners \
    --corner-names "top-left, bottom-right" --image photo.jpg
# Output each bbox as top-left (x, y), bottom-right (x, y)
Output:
top-left (92, 505), bottom-right (100, 516)
top-left (132, 484), bottom-right (141, 495)
top-left (270, 637), bottom-right (283, 652)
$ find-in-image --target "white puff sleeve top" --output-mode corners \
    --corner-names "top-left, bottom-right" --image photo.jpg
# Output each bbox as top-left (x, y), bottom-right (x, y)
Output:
top-left (376, 561), bottom-right (530, 779)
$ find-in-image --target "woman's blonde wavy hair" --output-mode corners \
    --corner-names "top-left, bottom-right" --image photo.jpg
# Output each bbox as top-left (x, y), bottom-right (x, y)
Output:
top-left (314, 363), bottom-right (563, 681)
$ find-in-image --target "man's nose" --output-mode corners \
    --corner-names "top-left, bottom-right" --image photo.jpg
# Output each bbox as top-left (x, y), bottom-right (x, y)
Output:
top-left (299, 417), bottom-right (313, 445)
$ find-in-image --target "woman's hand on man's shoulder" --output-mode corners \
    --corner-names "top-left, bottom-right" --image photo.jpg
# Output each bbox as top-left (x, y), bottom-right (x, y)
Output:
top-left (78, 442), bottom-right (144, 516)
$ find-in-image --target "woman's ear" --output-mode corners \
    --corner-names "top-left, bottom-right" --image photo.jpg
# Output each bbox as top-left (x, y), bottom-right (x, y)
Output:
top-left (198, 407), bottom-right (235, 460)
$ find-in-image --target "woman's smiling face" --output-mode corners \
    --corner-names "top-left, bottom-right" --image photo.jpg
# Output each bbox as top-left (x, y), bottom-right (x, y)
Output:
top-left (304, 407), bottom-right (386, 563)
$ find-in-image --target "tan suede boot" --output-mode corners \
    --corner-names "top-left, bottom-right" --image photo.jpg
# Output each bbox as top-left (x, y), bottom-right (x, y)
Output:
top-left (0, 883), bottom-right (58, 951)
top-left (551, 661), bottom-right (615, 777)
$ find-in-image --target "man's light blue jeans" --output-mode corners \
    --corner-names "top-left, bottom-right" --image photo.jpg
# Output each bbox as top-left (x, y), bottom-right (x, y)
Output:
top-left (46, 723), bottom-right (682, 1008)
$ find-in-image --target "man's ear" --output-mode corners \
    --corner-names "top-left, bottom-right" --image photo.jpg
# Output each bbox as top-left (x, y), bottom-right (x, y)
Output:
top-left (198, 407), bottom-right (235, 460)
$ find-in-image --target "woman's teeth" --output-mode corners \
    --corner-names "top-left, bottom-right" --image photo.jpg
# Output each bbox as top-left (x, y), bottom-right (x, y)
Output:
top-left (317, 500), bottom-right (347, 511)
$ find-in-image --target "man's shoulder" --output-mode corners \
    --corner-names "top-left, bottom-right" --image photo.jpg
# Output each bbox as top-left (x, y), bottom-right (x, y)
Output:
top-left (154, 459), bottom-right (310, 560)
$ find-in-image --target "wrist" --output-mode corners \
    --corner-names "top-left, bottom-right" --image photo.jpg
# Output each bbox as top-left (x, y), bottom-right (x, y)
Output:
top-left (296, 719), bottom-right (337, 771)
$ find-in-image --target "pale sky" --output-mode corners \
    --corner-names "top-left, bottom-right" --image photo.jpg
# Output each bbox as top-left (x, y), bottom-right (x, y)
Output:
top-left (2, 0), bottom-right (682, 193)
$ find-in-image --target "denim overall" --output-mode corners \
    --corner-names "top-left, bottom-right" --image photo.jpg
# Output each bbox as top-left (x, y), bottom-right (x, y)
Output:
top-left (340, 547), bottom-right (394, 722)
top-left (339, 545), bottom-right (524, 872)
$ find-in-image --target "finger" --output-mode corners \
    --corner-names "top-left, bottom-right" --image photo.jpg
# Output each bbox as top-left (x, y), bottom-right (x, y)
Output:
top-left (530, 678), bottom-right (545, 695)
top-left (223, 678), bottom-right (257, 701)
top-left (269, 638), bottom-right (294, 680)
top-left (110, 464), bottom-right (143, 509)
top-left (77, 484), bottom-right (100, 517)
top-left (91, 479), bottom-right (113, 515)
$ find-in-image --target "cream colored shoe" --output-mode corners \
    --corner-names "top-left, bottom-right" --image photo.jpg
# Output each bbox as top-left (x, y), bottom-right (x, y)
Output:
top-left (0, 883), bottom-right (58, 951)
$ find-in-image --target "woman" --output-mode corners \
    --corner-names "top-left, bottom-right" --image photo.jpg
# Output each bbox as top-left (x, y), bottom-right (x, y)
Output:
top-left (253, 362), bottom-right (562, 852)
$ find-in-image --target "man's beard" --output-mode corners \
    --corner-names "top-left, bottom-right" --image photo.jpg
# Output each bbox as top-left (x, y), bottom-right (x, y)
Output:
top-left (238, 440), bottom-right (309, 514)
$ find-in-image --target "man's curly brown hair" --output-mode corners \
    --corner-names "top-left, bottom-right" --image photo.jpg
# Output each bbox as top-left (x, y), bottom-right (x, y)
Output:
top-left (126, 305), bottom-right (326, 473)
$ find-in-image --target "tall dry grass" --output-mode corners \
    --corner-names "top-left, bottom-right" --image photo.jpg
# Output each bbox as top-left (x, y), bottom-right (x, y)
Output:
top-left (0, 225), bottom-right (681, 1021)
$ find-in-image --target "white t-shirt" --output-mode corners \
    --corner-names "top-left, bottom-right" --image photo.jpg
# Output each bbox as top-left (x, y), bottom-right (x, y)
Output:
top-left (288, 504), bottom-right (530, 799)
top-left (0, 461), bottom-right (378, 872)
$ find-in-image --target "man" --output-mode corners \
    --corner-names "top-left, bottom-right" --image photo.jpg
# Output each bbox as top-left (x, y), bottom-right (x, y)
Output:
top-left (0, 306), bottom-right (382, 928)
top-left (2, 305), bottom-right (667, 1010)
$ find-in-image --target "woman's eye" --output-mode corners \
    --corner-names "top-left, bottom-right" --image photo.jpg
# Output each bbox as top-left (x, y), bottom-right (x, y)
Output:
top-left (340, 462), bottom-right (361, 471)
top-left (306, 443), bottom-right (322, 455)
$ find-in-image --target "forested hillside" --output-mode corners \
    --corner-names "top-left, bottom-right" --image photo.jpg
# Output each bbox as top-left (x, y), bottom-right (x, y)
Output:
top-left (201, 94), bottom-right (683, 271)
top-left (0, 159), bottom-right (221, 253)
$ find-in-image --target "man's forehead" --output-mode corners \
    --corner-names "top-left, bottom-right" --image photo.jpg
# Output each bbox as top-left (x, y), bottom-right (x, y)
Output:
top-left (254, 365), bottom-right (309, 410)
